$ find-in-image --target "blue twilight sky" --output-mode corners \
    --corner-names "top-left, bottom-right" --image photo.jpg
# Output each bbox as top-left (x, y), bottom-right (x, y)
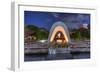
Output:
top-left (24, 11), bottom-right (90, 31)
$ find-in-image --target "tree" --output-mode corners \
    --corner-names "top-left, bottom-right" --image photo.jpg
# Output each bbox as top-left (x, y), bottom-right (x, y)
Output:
top-left (70, 29), bottom-right (81, 40)
top-left (24, 25), bottom-right (49, 42)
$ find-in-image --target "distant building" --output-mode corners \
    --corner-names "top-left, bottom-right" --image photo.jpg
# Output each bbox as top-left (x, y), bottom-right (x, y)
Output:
top-left (79, 24), bottom-right (88, 29)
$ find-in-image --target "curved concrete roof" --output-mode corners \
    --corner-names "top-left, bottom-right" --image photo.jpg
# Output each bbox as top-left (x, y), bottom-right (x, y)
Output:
top-left (48, 21), bottom-right (70, 43)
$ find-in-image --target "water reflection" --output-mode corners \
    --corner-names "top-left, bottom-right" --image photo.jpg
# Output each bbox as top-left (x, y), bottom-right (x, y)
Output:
top-left (24, 51), bottom-right (90, 61)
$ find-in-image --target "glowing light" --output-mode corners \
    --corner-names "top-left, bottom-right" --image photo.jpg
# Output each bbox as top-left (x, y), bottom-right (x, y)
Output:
top-left (50, 26), bottom-right (69, 43)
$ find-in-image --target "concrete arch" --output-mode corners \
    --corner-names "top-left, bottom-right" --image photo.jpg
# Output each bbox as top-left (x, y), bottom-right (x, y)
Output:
top-left (48, 21), bottom-right (70, 44)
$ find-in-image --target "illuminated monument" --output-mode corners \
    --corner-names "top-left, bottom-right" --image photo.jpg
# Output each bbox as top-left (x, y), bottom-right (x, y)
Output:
top-left (48, 21), bottom-right (70, 44)
top-left (48, 21), bottom-right (71, 54)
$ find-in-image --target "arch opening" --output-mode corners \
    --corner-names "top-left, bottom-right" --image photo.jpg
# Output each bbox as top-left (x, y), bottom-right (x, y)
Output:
top-left (48, 21), bottom-right (70, 45)
top-left (50, 26), bottom-right (69, 44)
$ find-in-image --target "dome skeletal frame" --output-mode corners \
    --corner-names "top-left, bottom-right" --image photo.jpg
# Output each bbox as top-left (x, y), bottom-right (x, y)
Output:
top-left (48, 21), bottom-right (70, 44)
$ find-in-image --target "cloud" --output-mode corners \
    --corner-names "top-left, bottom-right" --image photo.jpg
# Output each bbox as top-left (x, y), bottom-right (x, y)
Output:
top-left (52, 13), bottom-right (59, 18)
